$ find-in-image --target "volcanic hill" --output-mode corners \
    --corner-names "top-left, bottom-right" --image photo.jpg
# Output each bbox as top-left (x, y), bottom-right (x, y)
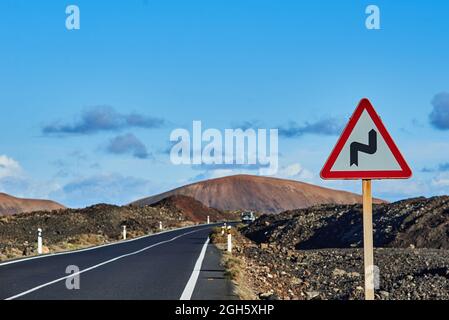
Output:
top-left (132, 174), bottom-right (385, 214)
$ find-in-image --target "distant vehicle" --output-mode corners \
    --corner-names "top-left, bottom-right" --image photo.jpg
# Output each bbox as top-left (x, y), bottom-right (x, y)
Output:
top-left (241, 211), bottom-right (256, 224)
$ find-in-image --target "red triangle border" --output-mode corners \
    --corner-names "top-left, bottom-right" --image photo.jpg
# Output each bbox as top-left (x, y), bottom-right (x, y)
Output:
top-left (320, 98), bottom-right (412, 180)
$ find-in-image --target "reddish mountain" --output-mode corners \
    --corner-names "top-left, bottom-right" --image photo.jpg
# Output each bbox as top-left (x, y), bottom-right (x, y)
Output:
top-left (148, 195), bottom-right (236, 223)
top-left (132, 174), bottom-right (385, 214)
top-left (0, 193), bottom-right (65, 216)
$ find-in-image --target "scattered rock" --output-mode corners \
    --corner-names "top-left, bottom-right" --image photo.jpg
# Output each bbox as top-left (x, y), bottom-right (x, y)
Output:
top-left (259, 291), bottom-right (275, 299)
top-left (306, 291), bottom-right (320, 300)
top-left (332, 268), bottom-right (347, 277)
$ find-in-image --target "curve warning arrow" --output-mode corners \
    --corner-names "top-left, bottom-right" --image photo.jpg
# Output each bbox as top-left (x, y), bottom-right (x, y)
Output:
top-left (350, 129), bottom-right (377, 166)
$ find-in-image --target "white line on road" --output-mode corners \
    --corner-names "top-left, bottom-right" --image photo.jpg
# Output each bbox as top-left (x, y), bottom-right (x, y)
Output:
top-left (180, 237), bottom-right (210, 300)
top-left (0, 223), bottom-right (220, 267)
top-left (4, 228), bottom-right (209, 300)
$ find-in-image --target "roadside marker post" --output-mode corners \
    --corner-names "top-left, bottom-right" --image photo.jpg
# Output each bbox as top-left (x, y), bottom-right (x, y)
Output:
top-left (320, 99), bottom-right (411, 300)
top-left (122, 225), bottom-right (127, 240)
top-left (159, 221), bottom-right (163, 231)
top-left (37, 228), bottom-right (43, 255)
top-left (227, 226), bottom-right (232, 253)
top-left (207, 216), bottom-right (210, 224)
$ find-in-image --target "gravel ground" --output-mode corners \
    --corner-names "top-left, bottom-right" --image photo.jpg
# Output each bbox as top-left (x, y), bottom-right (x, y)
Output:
top-left (230, 196), bottom-right (449, 300)
top-left (233, 238), bottom-right (449, 300)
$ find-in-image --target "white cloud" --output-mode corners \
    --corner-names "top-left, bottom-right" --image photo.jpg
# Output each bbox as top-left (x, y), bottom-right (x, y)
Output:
top-left (432, 172), bottom-right (449, 187)
top-left (373, 179), bottom-right (430, 199)
top-left (189, 168), bottom-right (248, 182)
top-left (0, 155), bottom-right (62, 200)
top-left (0, 155), bottom-right (23, 179)
top-left (51, 173), bottom-right (155, 208)
top-left (187, 162), bottom-right (315, 186)
top-left (204, 169), bottom-right (236, 179)
top-left (0, 154), bottom-right (159, 208)
top-left (277, 162), bottom-right (314, 181)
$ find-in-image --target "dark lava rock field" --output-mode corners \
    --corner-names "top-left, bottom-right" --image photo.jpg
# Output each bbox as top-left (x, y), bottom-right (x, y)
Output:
top-left (236, 196), bottom-right (449, 300)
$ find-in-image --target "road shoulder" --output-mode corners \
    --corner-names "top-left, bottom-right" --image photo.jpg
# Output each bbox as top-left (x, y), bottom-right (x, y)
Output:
top-left (191, 244), bottom-right (238, 300)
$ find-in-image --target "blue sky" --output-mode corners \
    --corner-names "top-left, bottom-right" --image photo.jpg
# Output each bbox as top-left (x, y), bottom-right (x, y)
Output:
top-left (0, 0), bottom-right (449, 207)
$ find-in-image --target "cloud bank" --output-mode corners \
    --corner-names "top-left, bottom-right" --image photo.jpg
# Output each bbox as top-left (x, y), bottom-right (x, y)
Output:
top-left (43, 106), bottom-right (165, 136)
top-left (429, 92), bottom-right (449, 130)
top-left (59, 173), bottom-right (152, 207)
top-left (106, 133), bottom-right (150, 159)
top-left (279, 118), bottom-right (344, 138)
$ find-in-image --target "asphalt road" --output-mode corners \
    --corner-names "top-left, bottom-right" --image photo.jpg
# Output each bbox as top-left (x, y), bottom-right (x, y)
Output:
top-left (0, 223), bottom-right (234, 300)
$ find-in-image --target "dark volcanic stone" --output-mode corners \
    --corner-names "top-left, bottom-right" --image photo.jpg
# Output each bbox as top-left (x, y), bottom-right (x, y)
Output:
top-left (243, 196), bottom-right (449, 250)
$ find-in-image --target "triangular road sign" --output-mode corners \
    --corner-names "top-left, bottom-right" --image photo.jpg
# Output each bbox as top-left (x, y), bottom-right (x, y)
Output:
top-left (321, 98), bottom-right (412, 180)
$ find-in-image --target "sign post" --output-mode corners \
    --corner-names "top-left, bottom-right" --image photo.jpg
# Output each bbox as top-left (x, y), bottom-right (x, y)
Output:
top-left (362, 179), bottom-right (374, 300)
top-left (321, 98), bottom-right (412, 300)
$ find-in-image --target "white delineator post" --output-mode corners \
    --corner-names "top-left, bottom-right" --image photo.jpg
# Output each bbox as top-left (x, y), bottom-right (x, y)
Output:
top-left (221, 223), bottom-right (225, 235)
top-left (227, 226), bottom-right (232, 253)
top-left (122, 225), bottom-right (127, 240)
top-left (363, 179), bottom-right (375, 300)
top-left (159, 221), bottom-right (163, 230)
top-left (207, 216), bottom-right (210, 224)
top-left (37, 228), bottom-right (43, 255)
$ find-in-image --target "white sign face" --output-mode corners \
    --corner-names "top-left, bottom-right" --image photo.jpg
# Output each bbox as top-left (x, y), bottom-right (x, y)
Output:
top-left (320, 98), bottom-right (411, 180)
top-left (330, 110), bottom-right (401, 172)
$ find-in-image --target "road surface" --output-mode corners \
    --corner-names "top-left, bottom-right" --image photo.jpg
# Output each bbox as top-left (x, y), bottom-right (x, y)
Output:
top-left (0, 223), bottom-right (235, 300)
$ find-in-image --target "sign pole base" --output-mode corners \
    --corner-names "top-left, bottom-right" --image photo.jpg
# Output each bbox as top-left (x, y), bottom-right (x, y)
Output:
top-left (362, 179), bottom-right (375, 300)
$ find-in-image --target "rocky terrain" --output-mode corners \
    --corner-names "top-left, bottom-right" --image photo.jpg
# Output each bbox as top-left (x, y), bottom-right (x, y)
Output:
top-left (219, 196), bottom-right (449, 300)
top-left (0, 195), bottom-right (235, 261)
top-left (230, 239), bottom-right (449, 300)
top-left (132, 174), bottom-right (385, 214)
top-left (244, 196), bottom-right (449, 249)
top-left (0, 192), bottom-right (65, 216)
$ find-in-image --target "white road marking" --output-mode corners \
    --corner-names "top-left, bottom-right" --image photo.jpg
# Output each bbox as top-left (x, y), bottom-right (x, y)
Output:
top-left (4, 227), bottom-right (209, 300)
top-left (0, 223), bottom-right (216, 267)
top-left (180, 237), bottom-right (210, 300)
